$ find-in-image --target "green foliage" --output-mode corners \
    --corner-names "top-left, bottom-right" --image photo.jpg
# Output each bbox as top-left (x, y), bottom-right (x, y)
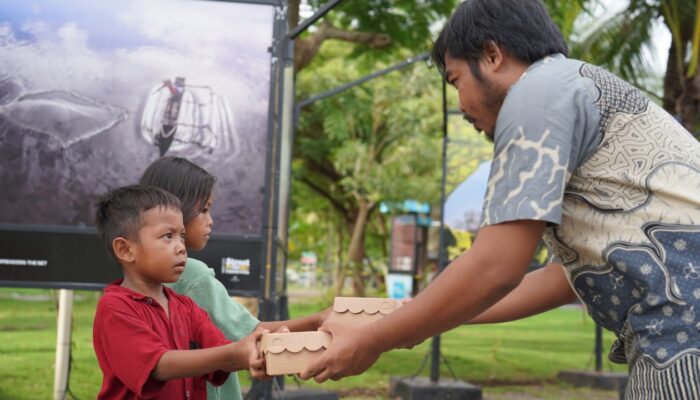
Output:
top-left (570, 0), bottom-right (700, 101)
top-left (305, 0), bottom-right (457, 69)
top-left (293, 42), bottom-right (445, 269)
top-left (572, 2), bottom-right (658, 87)
top-left (542, 0), bottom-right (592, 40)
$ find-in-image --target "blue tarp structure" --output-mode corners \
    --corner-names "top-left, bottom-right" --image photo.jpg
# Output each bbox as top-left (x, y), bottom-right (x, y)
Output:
top-left (444, 160), bottom-right (491, 232)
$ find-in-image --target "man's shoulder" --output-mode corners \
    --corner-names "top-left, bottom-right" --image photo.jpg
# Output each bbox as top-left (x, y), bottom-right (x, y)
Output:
top-left (511, 56), bottom-right (586, 94)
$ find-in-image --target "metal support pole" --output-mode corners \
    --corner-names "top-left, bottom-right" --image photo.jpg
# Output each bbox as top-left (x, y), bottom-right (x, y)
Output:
top-left (296, 53), bottom-right (429, 114)
top-left (53, 289), bottom-right (73, 400)
top-left (430, 74), bottom-right (450, 384)
top-left (287, 0), bottom-right (344, 40)
top-left (595, 323), bottom-right (603, 372)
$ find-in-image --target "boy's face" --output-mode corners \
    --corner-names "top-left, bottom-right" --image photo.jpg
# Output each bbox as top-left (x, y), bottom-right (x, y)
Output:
top-left (128, 206), bottom-right (188, 284)
top-left (185, 194), bottom-right (214, 251)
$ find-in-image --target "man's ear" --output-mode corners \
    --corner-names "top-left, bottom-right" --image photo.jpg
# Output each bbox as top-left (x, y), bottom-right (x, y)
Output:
top-left (113, 237), bottom-right (135, 264)
top-left (481, 40), bottom-right (504, 71)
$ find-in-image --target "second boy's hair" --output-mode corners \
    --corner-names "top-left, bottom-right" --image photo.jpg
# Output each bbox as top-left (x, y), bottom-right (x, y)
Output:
top-left (139, 156), bottom-right (216, 224)
top-left (432, 0), bottom-right (568, 81)
top-left (95, 185), bottom-right (181, 263)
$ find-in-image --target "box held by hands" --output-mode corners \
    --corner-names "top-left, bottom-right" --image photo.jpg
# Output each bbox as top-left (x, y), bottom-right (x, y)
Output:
top-left (260, 331), bottom-right (332, 376)
top-left (328, 297), bottom-right (401, 325)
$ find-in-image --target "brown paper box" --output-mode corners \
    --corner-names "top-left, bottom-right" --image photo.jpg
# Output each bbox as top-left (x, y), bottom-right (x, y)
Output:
top-left (327, 297), bottom-right (401, 325)
top-left (259, 331), bottom-right (332, 376)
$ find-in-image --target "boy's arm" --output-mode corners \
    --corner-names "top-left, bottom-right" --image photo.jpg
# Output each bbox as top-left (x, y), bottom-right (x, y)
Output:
top-left (467, 262), bottom-right (576, 324)
top-left (259, 307), bottom-right (331, 332)
top-left (152, 342), bottom-right (247, 381)
top-left (152, 326), bottom-right (266, 381)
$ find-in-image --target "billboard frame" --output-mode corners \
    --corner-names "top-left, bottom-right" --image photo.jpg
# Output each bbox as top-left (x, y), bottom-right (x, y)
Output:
top-left (0, 0), bottom-right (290, 301)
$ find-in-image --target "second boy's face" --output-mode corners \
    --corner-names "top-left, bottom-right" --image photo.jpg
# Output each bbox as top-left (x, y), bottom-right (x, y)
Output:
top-left (185, 194), bottom-right (214, 251)
top-left (131, 206), bottom-right (188, 284)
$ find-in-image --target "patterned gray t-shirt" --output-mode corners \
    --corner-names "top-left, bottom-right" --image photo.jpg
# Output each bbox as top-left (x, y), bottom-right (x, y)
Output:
top-left (480, 54), bottom-right (700, 370)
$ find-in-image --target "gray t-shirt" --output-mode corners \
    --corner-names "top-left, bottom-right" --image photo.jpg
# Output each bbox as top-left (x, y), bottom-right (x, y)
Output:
top-left (480, 54), bottom-right (700, 370)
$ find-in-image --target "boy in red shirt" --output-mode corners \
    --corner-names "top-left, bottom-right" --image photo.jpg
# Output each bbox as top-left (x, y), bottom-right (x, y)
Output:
top-left (93, 185), bottom-right (266, 399)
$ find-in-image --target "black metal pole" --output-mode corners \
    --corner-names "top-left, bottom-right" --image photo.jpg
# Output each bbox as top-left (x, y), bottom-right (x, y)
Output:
top-left (595, 323), bottom-right (603, 372)
top-left (430, 75), bottom-right (450, 384)
top-left (287, 0), bottom-right (345, 39)
top-left (296, 53), bottom-right (430, 111)
top-left (293, 53), bottom-right (430, 130)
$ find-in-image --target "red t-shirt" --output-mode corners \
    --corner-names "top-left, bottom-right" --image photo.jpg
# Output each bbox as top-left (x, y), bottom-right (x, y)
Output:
top-left (93, 280), bottom-right (231, 399)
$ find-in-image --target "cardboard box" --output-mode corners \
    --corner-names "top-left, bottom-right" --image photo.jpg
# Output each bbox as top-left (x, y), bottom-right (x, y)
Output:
top-left (260, 331), bottom-right (332, 376)
top-left (327, 297), bottom-right (401, 325)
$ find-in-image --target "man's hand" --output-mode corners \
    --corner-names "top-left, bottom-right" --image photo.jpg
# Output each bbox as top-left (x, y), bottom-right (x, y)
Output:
top-left (299, 320), bottom-right (381, 383)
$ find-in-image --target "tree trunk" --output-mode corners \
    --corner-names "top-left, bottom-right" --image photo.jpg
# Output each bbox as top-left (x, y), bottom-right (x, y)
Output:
top-left (334, 222), bottom-right (345, 295)
top-left (377, 212), bottom-right (389, 263)
top-left (678, 72), bottom-right (700, 137)
top-left (288, 0), bottom-right (300, 30)
top-left (663, 40), bottom-right (684, 114)
top-left (347, 200), bottom-right (371, 296)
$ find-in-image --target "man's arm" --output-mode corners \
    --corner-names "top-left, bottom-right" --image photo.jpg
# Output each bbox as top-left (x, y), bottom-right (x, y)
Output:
top-left (301, 219), bottom-right (545, 382)
top-left (467, 262), bottom-right (576, 324)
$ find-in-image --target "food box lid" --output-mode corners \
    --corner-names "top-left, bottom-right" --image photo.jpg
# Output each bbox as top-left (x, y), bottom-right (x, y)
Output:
top-left (332, 297), bottom-right (399, 316)
top-left (260, 331), bottom-right (332, 355)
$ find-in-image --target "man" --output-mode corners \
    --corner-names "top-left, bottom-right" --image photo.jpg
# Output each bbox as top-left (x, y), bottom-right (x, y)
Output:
top-left (301, 1), bottom-right (700, 397)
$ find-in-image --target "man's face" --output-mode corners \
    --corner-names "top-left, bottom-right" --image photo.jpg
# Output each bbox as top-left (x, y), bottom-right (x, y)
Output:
top-left (444, 54), bottom-right (507, 141)
top-left (130, 206), bottom-right (188, 284)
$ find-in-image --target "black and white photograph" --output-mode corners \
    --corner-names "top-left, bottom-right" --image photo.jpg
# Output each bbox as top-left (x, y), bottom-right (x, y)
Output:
top-left (0, 0), bottom-right (274, 235)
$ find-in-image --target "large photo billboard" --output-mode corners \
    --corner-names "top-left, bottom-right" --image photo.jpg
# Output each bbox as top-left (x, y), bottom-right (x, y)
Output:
top-left (0, 0), bottom-right (273, 235)
top-left (0, 0), bottom-right (277, 291)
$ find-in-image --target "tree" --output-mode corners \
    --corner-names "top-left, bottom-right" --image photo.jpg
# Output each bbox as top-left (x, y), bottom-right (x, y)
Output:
top-left (573, 0), bottom-right (700, 136)
top-left (286, 0), bottom-right (604, 296)
top-left (288, 2), bottom-right (459, 296)
top-left (289, 0), bottom-right (457, 71)
top-left (294, 43), bottom-right (443, 295)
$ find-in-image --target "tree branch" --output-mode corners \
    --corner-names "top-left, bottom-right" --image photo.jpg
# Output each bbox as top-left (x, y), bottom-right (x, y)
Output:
top-left (298, 176), bottom-right (352, 222)
top-left (295, 21), bottom-right (392, 71)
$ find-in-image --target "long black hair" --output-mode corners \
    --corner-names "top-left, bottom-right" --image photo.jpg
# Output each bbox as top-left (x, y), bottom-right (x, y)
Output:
top-left (139, 156), bottom-right (216, 224)
top-left (432, 0), bottom-right (568, 79)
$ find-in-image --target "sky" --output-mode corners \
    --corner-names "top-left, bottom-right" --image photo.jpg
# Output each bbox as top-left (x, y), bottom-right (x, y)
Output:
top-left (0, 0), bottom-right (275, 124)
top-left (589, 0), bottom-right (671, 76)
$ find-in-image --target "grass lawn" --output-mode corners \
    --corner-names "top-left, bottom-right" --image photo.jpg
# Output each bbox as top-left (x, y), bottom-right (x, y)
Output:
top-left (0, 288), bottom-right (626, 399)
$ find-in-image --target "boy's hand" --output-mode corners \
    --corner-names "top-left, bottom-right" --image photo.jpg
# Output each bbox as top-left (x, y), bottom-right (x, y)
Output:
top-left (228, 326), bottom-right (268, 373)
top-left (397, 297), bottom-right (412, 307)
top-left (315, 306), bottom-right (333, 329)
top-left (249, 325), bottom-right (290, 380)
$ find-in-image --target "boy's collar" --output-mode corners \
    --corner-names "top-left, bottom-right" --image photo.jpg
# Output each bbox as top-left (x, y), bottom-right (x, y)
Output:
top-left (105, 279), bottom-right (172, 302)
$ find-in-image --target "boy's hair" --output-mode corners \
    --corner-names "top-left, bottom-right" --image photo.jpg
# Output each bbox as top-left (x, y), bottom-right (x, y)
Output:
top-left (432, 0), bottom-right (568, 80)
top-left (95, 185), bottom-right (181, 263)
top-left (139, 156), bottom-right (216, 224)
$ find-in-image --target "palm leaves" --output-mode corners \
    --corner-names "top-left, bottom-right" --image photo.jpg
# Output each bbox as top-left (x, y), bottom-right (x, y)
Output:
top-left (571, 2), bottom-right (658, 89)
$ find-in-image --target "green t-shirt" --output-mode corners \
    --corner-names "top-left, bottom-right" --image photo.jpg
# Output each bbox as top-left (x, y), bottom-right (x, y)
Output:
top-left (167, 258), bottom-right (260, 400)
